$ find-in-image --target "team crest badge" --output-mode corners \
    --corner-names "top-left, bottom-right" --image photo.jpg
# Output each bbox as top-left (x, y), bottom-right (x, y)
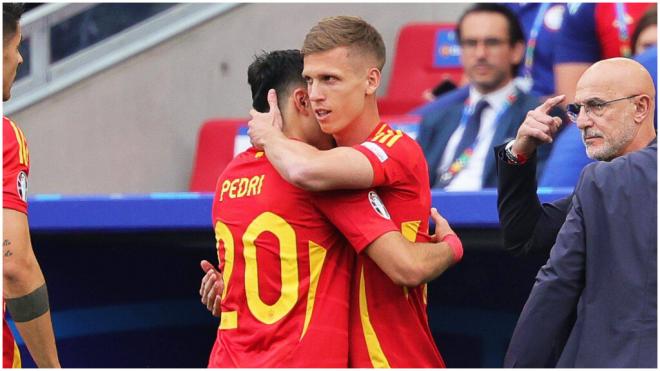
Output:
top-left (16, 171), bottom-right (28, 202)
top-left (368, 191), bottom-right (391, 220)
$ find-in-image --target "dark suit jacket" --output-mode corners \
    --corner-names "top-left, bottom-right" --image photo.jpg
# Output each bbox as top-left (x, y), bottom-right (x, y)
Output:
top-left (494, 143), bottom-right (572, 257)
top-left (417, 86), bottom-right (549, 188)
top-left (504, 141), bottom-right (657, 367)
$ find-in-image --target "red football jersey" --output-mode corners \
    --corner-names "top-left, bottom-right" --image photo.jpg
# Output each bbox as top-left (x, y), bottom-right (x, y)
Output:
top-left (207, 147), bottom-right (397, 367)
top-left (3, 116), bottom-right (29, 214)
top-left (595, 3), bottom-right (652, 58)
top-left (349, 123), bottom-right (445, 367)
top-left (2, 116), bottom-right (28, 368)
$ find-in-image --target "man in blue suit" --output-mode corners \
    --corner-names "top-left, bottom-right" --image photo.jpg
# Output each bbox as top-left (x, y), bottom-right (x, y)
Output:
top-left (417, 3), bottom-right (554, 190)
top-left (504, 58), bottom-right (657, 367)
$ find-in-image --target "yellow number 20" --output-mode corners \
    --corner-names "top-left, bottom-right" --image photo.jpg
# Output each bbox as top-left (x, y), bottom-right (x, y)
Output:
top-left (215, 212), bottom-right (306, 330)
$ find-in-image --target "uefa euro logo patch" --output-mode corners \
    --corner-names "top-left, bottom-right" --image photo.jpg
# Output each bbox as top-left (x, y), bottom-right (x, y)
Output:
top-left (16, 171), bottom-right (28, 202)
top-left (368, 191), bottom-right (391, 220)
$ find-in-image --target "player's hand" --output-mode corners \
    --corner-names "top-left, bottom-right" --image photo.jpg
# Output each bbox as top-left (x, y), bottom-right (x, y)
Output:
top-left (248, 89), bottom-right (285, 149)
top-left (429, 208), bottom-right (463, 264)
top-left (511, 95), bottom-right (565, 158)
top-left (200, 260), bottom-right (223, 317)
top-left (429, 207), bottom-right (454, 241)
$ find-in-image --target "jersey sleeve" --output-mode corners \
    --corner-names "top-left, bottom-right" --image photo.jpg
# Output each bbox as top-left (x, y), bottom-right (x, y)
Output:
top-left (353, 124), bottom-right (413, 187)
top-left (554, 3), bottom-right (600, 64)
top-left (3, 117), bottom-right (29, 214)
top-left (313, 189), bottom-right (398, 253)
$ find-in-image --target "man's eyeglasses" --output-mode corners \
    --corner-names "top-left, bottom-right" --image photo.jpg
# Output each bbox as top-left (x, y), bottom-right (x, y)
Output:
top-left (459, 38), bottom-right (508, 50)
top-left (566, 95), bottom-right (639, 121)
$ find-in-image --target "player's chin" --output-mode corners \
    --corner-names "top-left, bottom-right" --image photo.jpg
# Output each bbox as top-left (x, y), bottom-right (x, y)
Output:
top-left (317, 121), bottom-right (338, 135)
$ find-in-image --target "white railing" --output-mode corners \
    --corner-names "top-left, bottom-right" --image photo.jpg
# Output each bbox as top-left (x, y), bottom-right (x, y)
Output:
top-left (5, 3), bottom-right (241, 115)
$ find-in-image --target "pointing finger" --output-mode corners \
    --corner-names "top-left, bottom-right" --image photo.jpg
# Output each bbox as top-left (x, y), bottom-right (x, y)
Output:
top-left (536, 94), bottom-right (565, 114)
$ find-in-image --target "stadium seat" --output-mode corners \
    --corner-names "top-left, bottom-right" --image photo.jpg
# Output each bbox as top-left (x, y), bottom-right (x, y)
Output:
top-left (378, 23), bottom-right (463, 115)
top-left (189, 118), bottom-right (248, 192)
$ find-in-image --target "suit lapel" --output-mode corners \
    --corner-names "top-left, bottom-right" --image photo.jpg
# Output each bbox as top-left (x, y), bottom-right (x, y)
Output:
top-left (428, 104), bottom-right (465, 183)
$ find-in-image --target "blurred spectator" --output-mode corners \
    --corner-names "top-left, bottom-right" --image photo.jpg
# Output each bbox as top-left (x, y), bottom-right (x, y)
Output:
top-left (554, 3), bottom-right (653, 103)
top-left (631, 5), bottom-right (657, 55)
top-left (632, 6), bottom-right (658, 126)
top-left (507, 3), bottom-right (565, 98)
top-left (417, 3), bottom-right (555, 191)
top-left (540, 5), bottom-right (658, 187)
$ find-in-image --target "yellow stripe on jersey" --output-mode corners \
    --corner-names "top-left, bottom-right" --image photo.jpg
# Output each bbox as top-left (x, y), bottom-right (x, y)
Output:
top-left (370, 124), bottom-right (387, 141)
top-left (255, 151), bottom-right (264, 158)
top-left (400, 220), bottom-right (420, 243)
top-left (9, 121), bottom-right (26, 166)
top-left (385, 130), bottom-right (403, 148)
top-left (215, 221), bottom-right (237, 330)
top-left (400, 221), bottom-right (421, 298)
top-left (17, 124), bottom-right (29, 167)
top-left (371, 124), bottom-right (404, 148)
top-left (12, 342), bottom-right (21, 368)
top-left (219, 311), bottom-right (237, 330)
top-left (300, 241), bottom-right (327, 340)
top-left (359, 267), bottom-right (390, 368)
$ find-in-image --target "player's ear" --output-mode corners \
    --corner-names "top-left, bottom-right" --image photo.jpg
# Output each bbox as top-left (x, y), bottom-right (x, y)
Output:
top-left (293, 88), bottom-right (311, 115)
top-left (365, 67), bottom-right (381, 96)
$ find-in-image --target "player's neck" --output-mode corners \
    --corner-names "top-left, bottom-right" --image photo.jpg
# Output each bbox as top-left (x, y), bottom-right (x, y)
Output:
top-left (334, 103), bottom-right (380, 146)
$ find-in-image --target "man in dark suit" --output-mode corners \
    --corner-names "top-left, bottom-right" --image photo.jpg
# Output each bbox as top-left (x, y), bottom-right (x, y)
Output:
top-left (496, 55), bottom-right (657, 257)
top-left (504, 57), bottom-right (657, 367)
top-left (417, 3), bottom-right (553, 190)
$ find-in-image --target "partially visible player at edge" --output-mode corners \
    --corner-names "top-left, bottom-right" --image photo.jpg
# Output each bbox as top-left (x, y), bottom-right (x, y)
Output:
top-left (201, 49), bottom-right (461, 367)
top-left (3, 3), bottom-right (61, 368)
top-left (248, 16), bottom-right (449, 367)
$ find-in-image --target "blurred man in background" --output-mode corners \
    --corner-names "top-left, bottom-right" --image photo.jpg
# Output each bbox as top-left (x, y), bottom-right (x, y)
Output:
top-left (553, 3), bottom-right (653, 104)
top-left (3, 2), bottom-right (61, 368)
top-left (417, 4), bottom-right (557, 191)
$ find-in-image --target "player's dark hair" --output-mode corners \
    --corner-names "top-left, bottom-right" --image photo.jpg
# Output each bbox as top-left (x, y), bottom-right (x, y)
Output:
top-left (247, 49), bottom-right (305, 113)
top-left (456, 3), bottom-right (525, 76)
top-left (631, 5), bottom-right (657, 55)
top-left (3, 3), bottom-right (24, 43)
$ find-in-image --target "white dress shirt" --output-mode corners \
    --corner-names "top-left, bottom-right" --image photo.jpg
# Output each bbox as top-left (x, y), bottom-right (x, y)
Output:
top-left (439, 81), bottom-right (517, 191)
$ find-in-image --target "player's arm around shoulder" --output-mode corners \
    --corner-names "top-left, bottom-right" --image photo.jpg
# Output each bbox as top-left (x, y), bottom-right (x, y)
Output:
top-left (247, 89), bottom-right (374, 191)
top-left (3, 208), bottom-right (61, 368)
top-left (284, 146), bottom-right (374, 191)
top-left (364, 208), bottom-right (463, 287)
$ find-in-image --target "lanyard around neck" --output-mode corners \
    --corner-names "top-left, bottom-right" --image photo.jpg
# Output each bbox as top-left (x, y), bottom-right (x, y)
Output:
top-left (457, 92), bottom-right (519, 134)
top-left (522, 3), bottom-right (551, 78)
top-left (615, 3), bottom-right (632, 57)
top-left (440, 92), bottom-right (519, 183)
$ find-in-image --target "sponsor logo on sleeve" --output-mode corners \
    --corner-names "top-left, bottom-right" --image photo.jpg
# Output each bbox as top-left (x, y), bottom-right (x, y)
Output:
top-left (360, 142), bottom-right (388, 163)
top-left (368, 191), bottom-right (391, 220)
top-left (17, 171), bottom-right (28, 202)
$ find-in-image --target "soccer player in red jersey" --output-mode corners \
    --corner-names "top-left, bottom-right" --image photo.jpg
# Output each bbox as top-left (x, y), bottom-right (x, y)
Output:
top-left (2, 3), bottom-right (60, 368)
top-left (247, 16), bottom-right (456, 367)
top-left (202, 49), bottom-right (460, 367)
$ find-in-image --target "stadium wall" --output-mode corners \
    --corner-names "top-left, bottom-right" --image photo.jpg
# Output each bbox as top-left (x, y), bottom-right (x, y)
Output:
top-left (10, 3), bottom-right (468, 195)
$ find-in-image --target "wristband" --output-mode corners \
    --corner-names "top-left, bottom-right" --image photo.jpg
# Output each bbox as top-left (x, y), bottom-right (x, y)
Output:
top-left (441, 233), bottom-right (463, 263)
top-left (504, 140), bottom-right (528, 165)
